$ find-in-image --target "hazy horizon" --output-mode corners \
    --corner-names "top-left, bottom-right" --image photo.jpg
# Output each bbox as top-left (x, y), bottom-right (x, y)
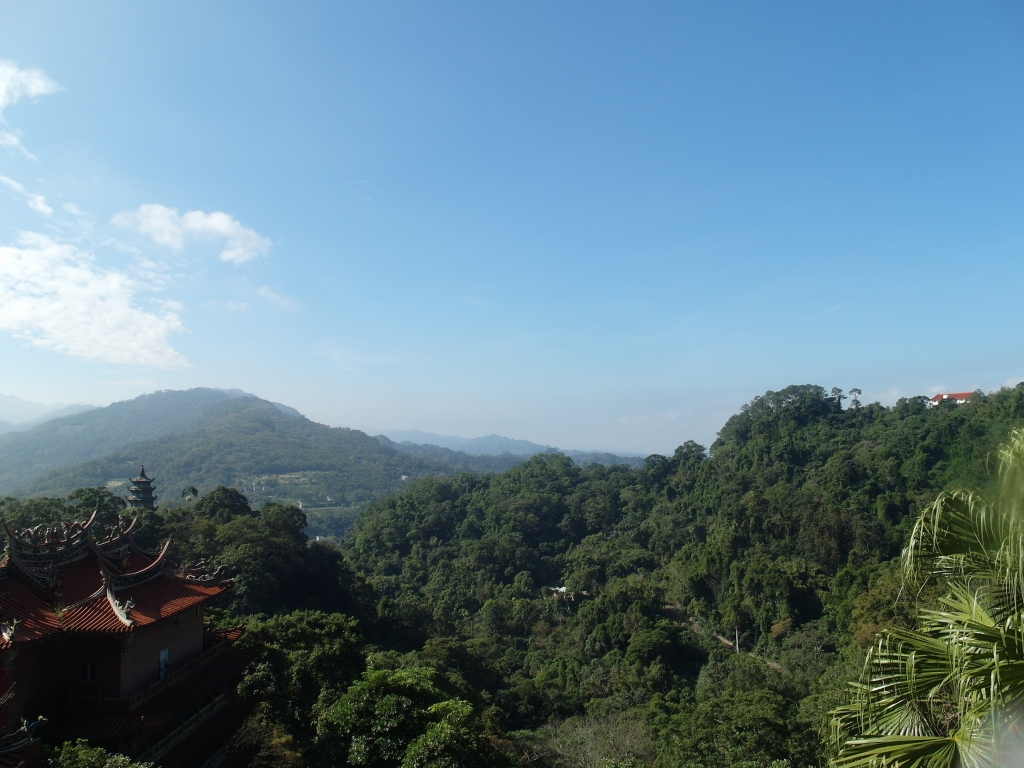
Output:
top-left (1, 3), bottom-right (1023, 454)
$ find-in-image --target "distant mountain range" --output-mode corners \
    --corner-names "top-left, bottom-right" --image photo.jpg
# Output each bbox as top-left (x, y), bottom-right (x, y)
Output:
top-left (381, 429), bottom-right (645, 462)
top-left (0, 394), bottom-right (96, 435)
top-left (0, 389), bottom-right (650, 538)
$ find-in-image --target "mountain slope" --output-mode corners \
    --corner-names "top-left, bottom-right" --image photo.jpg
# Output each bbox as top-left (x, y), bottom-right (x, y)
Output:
top-left (3, 386), bottom-right (645, 505)
top-left (15, 398), bottom-right (425, 503)
top-left (336, 384), bottom-right (1024, 763)
top-left (383, 430), bottom-right (554, 455)
top-left (15, 398), bottom-right (558, 510)
top-left (0, 393), bottom-right (68, 423)
top-left (0, 388), bottom-right (243, 494)
top-left (374, 436), bottom-right (527, 473)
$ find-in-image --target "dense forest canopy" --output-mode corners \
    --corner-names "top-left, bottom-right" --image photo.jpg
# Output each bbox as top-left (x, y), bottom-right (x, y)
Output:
top-left (7, 383), bottom-right (1024, 767)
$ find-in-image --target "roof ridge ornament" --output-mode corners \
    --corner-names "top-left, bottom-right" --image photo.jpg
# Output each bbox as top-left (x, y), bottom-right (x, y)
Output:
top-left (103, 571), bottom-right (135, 628)
top-left (1, 508), bottom-right (97, 551)
top-left (174, 557), bottom-right (233, 583)
top-left (0, 618), bottom-right (18, 643)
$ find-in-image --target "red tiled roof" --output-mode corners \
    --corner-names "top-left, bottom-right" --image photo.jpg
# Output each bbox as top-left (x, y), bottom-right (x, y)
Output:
top-left (929, 391), bottom-right (974, 402)
top-left (0, 519), bottom-right (231, 648)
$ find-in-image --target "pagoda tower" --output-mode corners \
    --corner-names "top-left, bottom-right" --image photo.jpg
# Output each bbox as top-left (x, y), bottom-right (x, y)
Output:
top-left (126, 465), bottom-right (157, 510)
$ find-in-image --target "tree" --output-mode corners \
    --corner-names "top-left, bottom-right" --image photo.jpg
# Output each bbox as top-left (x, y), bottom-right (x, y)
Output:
top-left (830, 428), bottom-right (1024, 767)
top-left (181, 485), bottom-right (198, 504)
top-left (48, 739), bottom-right (151, 767)
top-left (193, 486), bottom-right (257, 525)
top-left (849, 388), bottom-right (862, 409)
top-left (313, 662), bottom-right (514, 768)
top-left (236, 611), bottom-right (362, 745)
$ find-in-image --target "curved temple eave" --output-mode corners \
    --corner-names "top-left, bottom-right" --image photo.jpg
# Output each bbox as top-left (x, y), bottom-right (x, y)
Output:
top-left (106, 539), bottom-right (172, 591)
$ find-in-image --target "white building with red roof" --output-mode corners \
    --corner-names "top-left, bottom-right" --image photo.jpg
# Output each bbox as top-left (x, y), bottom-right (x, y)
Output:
top-left (928, 391), bottom-right (975, 406)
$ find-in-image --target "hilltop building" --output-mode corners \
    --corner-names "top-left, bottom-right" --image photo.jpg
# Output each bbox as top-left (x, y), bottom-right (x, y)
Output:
top-left (0, 469), bottom-right (247, 767)
top-left (928, 391), bottom-right (974, 406)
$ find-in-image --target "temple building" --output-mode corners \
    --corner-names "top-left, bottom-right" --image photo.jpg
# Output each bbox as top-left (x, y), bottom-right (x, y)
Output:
top-left (125, 467), bottom-right (157, 511)
top-left (0, 470), bottom-right (249, 767)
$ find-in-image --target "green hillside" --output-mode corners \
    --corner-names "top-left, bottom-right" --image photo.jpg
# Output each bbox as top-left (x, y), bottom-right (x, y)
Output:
top-left (0, 388), bottom-right (241, 494)
top-left (332, 384), bottom-right (1024, 765)
top-left (12, 397), bottom-right (552, 514)
top-left (3, 389), bottom-right (627, 519)
top-left (8, 384), bottom-right (1024, 766)
top-left (14, 397), bottom-right (426, 504)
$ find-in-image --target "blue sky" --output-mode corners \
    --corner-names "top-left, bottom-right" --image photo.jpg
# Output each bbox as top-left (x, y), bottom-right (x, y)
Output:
top-left (0, 2), bottom-right (1022, 454)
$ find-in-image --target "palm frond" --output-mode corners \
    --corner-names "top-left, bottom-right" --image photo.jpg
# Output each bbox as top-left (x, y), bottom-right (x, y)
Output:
top-left (831, 430), bottom-right (1024, 768)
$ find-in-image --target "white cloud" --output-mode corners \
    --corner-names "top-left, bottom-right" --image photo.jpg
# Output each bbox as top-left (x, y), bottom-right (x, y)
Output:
top-left (257, 286), bottom-right (291, 308)
top-left (62, 202), bottom-right (83, 215)
top-left (0, 129), bottom-right (35, 160)
top-left (0, 232), bottom-right (188, 368)
top-left (0, 60), bottom-right (60, 158)
top-left (113, 204), bottom-right (271, 264)
top-left (0, 61), bottom-right (59, 113)
top-left (0, 175), bottom-right (52, 215)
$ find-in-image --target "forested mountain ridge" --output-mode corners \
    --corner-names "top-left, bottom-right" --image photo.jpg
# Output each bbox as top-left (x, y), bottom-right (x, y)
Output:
top-left (383, 429), bottom-right (557, 455)
top-left (14, 397), bottom-right (609, 513)
top-left (4, 388), bottom-right (640, 512)
top-left (0, 388), bottom-right (243, 493)
top-left (333, 384), bottom-right (1024, 765)
top-left (7, 383), bottom-right (1023, 766)
top-left (15, 398), bottom-right (446, 505)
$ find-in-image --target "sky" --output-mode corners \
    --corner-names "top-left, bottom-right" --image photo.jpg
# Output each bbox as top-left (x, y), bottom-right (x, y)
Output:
top-left (0, 2), bottom-right (1022, 454)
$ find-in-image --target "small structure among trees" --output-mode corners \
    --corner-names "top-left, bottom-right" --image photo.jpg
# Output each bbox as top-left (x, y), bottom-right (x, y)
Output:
top-left (927, 390), bottom-right (975, 406)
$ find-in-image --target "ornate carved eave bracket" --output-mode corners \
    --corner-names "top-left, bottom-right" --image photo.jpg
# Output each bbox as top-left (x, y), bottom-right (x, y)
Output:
top-left (91, 516), bottom-right (139, 551)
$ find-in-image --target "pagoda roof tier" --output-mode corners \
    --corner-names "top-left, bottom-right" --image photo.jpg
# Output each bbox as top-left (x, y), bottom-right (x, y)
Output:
top-left (130, 466), bottom-right (152, 484)
top-left (0, 515), bottom-right (231, 648)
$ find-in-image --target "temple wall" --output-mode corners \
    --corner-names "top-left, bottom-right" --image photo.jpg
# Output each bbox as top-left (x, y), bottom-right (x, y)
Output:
top-left (7, 643), bottom-right (51, 726)
top-left (119, 606), bottom-right (204, 698)
top-left (8, 636), bottom-right (125, 726)
top-left (67, 635), bottom-right (126, 699)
